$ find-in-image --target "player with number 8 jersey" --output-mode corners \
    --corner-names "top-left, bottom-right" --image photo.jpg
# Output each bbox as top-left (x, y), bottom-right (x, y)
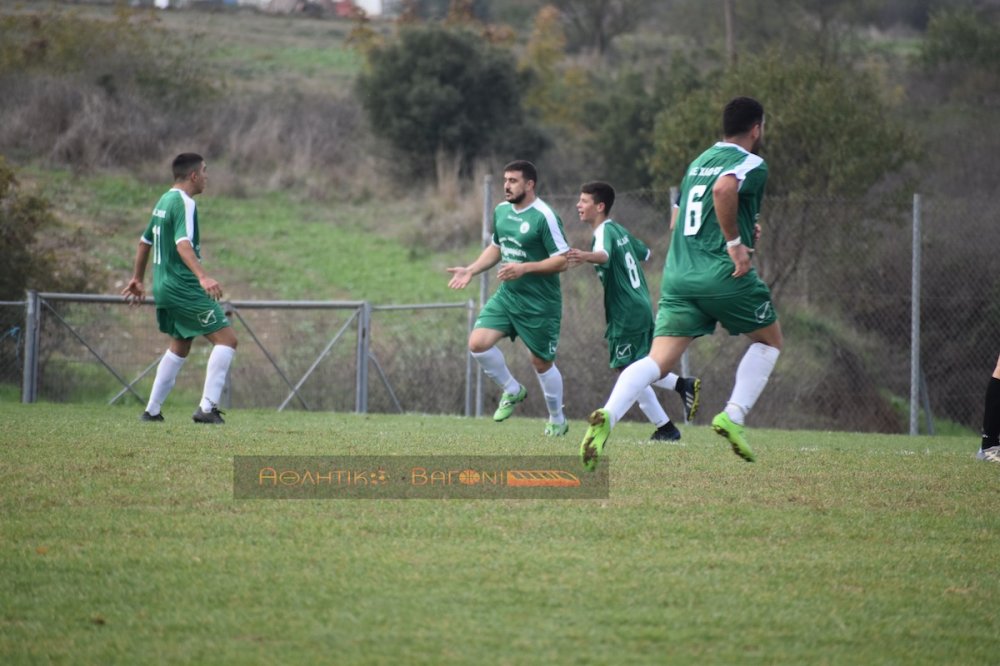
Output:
top-left (592, 219), bottom-right (652, 342)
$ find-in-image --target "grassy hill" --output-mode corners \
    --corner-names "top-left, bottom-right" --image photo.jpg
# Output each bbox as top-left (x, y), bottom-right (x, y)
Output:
top-left (28, 166), bottom-right (476, 305)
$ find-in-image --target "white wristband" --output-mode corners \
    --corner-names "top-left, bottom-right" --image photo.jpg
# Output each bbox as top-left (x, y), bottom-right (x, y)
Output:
top-left (725, 237), bottom-right (742, 249)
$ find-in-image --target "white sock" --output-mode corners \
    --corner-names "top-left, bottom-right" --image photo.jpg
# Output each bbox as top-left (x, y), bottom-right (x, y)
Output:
top-left (200, 345), bottom-right (236, 411)
top-left (604, 356), bottom-right (662, 428)
top-left (636, 386), bottom-right (669, 428)
top-left (724, 342), bottom-right (780, 425)
top-left (471, 347), bottom-right (520, 395)
top-left (146, 349), bottom-right (186, 416)
top-left (651, 372), bottom-right (679, 391)
top-left (535, 365), bottom-right (565, 423)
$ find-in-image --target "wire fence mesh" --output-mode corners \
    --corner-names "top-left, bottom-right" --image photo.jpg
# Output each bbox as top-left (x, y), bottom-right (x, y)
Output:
top-left (0, 301), bottom-right (25, 399)
top-left (4, 190), bottom-right (996, 436)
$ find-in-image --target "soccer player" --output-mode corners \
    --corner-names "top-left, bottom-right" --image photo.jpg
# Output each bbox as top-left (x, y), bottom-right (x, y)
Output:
top-left (977, 353), bottom-right (1000, 462)
top-left (447, 160), bottom-right (571, 436)
top-left (121, 153), bottom-right (237, 424)
top-left (566, 181), bottom-right (700, 441)
top-left (580, 97), bottom-right (782, 470)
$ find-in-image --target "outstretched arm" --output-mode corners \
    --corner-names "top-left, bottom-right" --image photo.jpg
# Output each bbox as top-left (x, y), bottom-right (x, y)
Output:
top-left (446, 244), bottom-right (502, 289)
top-left (565, 248), bottom-right (609, 267)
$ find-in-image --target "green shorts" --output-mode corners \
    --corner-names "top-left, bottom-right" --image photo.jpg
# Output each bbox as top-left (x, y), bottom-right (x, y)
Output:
top-left (654, 275), bottom-right (777, 338)
top-left (156, 297), bottom-right (230, 340)
top-left (474, 295), bottom-right (561, 361)
top-left (607, 329), bottom-right (652, 369)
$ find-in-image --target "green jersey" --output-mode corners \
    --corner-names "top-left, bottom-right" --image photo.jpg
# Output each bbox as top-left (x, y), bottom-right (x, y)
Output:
top-left (491, 198), bottom-right (569, 314)
top-left (141, 188), bottom-right (204, 308)
top-left (591, 220), bottom-right (653, 338)
top-left (662, 142), bottom-right (768, 297)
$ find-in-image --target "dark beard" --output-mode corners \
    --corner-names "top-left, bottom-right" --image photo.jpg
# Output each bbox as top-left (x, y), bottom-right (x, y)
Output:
top-left (506, 191), bottom-right (526, 205)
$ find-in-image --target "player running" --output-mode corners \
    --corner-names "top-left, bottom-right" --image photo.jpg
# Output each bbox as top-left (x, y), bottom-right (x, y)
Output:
top-left (566, 180), bottom-right (700, 440)
top-left (580, 97), bottom-right (782, 470)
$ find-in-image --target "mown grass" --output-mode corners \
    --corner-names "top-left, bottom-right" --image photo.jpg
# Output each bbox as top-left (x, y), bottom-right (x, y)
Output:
top-left (1, 403), bottom-right (996, 665)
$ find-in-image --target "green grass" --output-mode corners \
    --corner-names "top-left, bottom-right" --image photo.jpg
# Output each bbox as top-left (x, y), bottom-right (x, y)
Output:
top-left (2, 403), bottom-right (997, 664)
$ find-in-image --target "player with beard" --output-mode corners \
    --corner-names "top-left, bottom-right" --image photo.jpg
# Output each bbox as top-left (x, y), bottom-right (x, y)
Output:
top-left (447, 160), bottom-right (571, 436)
top-left (579, 97), bottom-right (782, 469)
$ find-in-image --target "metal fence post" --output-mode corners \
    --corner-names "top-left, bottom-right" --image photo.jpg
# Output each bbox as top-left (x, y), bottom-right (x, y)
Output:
top-left (21, 290), bottom-right (39, 404)
top-left (910, 193), bottom-right (921, 436)
top-left (476, 173), bottom-right (492, 418)
top-left (355, 301), bottom-right (371, 414)
top-left (465, 299), bottom-right (475, 417)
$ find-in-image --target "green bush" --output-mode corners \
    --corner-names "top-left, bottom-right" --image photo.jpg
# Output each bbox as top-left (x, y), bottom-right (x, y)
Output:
top-left (356, 23), bottom-right (546, 178)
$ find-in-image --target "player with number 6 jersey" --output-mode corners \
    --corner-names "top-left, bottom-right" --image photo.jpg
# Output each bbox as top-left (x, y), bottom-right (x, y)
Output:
top-left (663, 142), bottom-right (769, 298)
top-left (580, 97), bottom-right (783, 471)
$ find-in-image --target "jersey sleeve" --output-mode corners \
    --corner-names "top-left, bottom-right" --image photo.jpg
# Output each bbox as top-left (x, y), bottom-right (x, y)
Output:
top-left (632, 235), bottom-right (651, 263)
top-left (721, 152), bottom-right (765, 187)
top-left (740, 159), bottom-right (769, 196)
top-left (140, 217), bottom-right (155, 245)
top-left (172, 196), bottom-right (196, 245)
top-left (539, 210), bottom-right (570, 258)
top-left (590, 224), bottom-right (611, 265)
top-left (491, 206), bottom-right (501, 247)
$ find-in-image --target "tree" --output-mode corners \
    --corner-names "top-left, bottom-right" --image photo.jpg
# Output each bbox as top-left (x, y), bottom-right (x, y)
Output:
top-left (550, 0), bottom-right (654, 55)
top-left (649, 50), bottom-right (919, 295)
top-left (356, 24), bottom-right (546, 178)
top-left (0, 157), bottom-right (97, 299)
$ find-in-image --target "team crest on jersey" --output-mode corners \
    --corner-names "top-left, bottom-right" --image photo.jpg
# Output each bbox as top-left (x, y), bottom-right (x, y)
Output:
top-left (755, 301), bottom-right (773, 323)
top-left (519, 221), bottom-right (530, 234)
top-left (615, 343), bottom-right (633, 359)
top-left (198, 309), bottom-right (218, 326)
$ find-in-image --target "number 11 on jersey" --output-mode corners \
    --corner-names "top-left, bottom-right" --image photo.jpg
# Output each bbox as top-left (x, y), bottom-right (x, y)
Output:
top-left (152, 226), bottom-right (162, 265)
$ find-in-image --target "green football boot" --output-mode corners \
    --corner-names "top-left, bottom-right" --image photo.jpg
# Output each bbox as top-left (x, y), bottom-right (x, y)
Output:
top-left (711, 412), bottom-right (756, 462)
top-left (544, 420), bottom-right (569, 437)
top-left (493, 385), bottom-right (527, 422)
top-left (580, 408), bottom-right (611, 472)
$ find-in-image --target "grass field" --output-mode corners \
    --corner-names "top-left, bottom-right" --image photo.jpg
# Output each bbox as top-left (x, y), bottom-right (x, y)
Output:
top-left (1, 403), bottom-right (997, 664)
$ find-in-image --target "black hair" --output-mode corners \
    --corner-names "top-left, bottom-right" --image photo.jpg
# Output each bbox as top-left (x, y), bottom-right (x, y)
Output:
top-left (503, 160), bottom-right (538, 185)
top-left (723, 97), bottom-right (765, 137)
top-left (580, 181), bottom-right (616, 215)
top-left (172, 153), bottom-right (204, 181)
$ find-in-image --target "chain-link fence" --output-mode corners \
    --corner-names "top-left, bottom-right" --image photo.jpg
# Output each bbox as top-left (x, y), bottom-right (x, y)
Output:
top-left (7, 191), bottom-right (996, 435)
top-left (12, 294), bottom-right (475, 416)
top-left (0, 300), bottom-right (25, 400)
top-left (525, 189), bottom-right (997, 435)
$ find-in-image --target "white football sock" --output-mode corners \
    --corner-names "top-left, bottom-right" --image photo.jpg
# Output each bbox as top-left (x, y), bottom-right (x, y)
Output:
top-left (471, 347), bottom-right (520, 395)
top-left (146, 349), bottom-right (186, 416)
top-left (535, 365), bottom-right (565, 423)
top-left (200, 344), bottom-right (236, 411)
top-left (604, 356), bottom-right (662, 428)
top-left (636, 386), bottom-right (669, 428)
top-left (724, 342), bottom-right (780, 425)
top-left (651, 372), bottom-right (679, 391)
